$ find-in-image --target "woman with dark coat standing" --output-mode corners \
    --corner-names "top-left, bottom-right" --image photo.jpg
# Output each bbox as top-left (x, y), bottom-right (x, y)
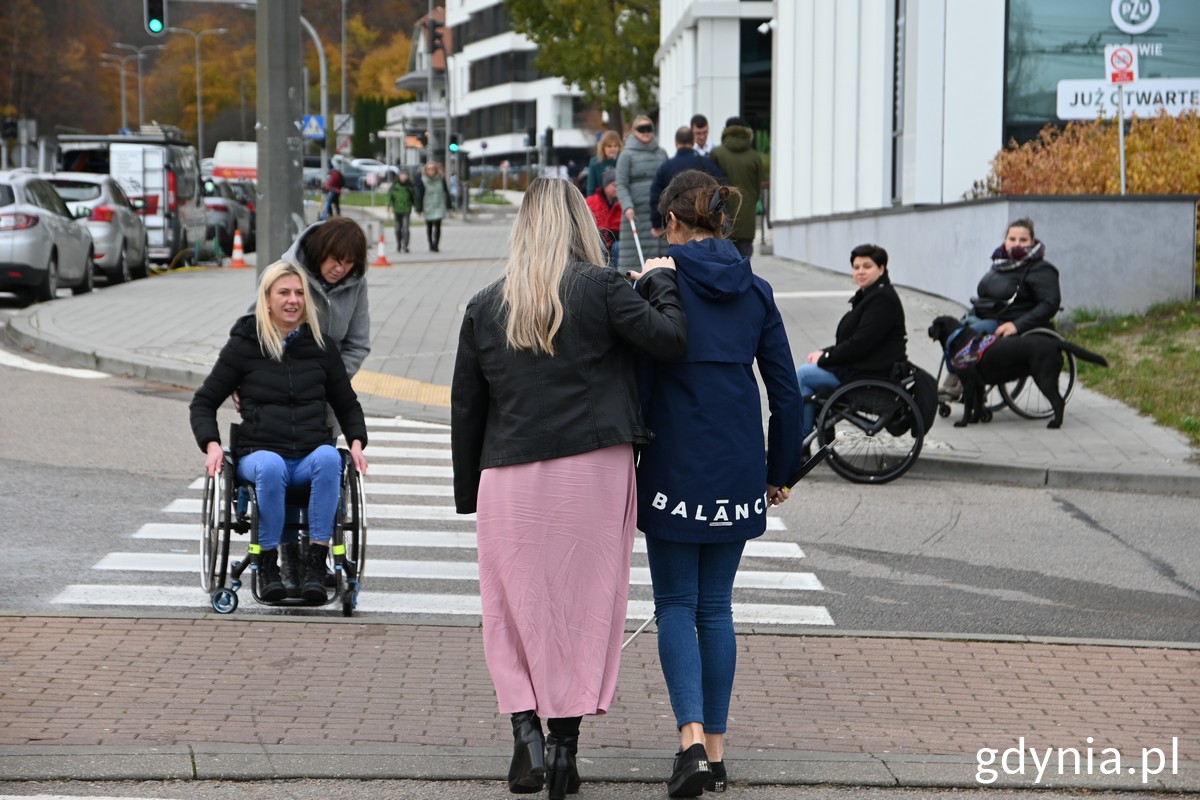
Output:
top-left (633, 170), bottom-right (801, 797)
top-left (615, 114), bottom-right (668, 271)
top-left (451, 178), bottom-right (688, 800)
top-left (796, 243), bottom-right (907, 444)
top-left (190, 261), bottom-right (369, 603)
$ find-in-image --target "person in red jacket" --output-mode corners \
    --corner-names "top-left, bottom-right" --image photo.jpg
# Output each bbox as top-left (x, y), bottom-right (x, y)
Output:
top-left (585, 167), bottom-right (622, 266)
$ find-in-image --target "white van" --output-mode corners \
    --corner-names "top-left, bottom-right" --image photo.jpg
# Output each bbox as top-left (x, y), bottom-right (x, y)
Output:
top-left (57, 127), bottom-right (206, 264)
top-left (212, 141), bottom-right (257, 182)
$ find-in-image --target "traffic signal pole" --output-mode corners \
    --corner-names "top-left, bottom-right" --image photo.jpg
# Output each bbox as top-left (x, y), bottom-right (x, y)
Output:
top-left (256, 0), bottom-right (304, 273)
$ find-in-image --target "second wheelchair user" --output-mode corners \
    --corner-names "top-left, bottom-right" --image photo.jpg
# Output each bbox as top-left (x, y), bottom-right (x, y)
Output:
top-left (189, 260), bottom-right (369, 603)
top-left (968, 217), bottom-right (1061, 338)
top-left (796, 243), bottom-right (908, 442)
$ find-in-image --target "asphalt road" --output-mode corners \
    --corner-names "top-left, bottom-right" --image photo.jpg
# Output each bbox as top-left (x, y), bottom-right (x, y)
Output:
top-left (2, 343), bottom-right (1198, 643)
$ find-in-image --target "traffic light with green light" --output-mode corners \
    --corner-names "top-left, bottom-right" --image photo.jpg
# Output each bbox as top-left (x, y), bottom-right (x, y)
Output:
top-left (144, 0), bottom-right (168, 36)
top-left (448, 134), bottom-right (461, 153)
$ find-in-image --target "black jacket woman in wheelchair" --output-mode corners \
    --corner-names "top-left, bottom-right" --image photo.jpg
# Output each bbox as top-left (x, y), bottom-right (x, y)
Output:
top-left (970, 217), bottom-right (1061, 338)
top-left (796, 243), bottom-right (907, 441)
top-left (190, 260), bottom-right (369, 603)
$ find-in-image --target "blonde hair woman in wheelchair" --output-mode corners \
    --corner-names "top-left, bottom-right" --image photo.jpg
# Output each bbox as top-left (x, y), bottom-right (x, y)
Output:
top-left (190, 261), bottom-right (369, 603)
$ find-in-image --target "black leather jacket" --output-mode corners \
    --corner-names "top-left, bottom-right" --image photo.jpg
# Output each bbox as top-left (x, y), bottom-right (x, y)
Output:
top-left (451, 262), bottom-right (688, 514)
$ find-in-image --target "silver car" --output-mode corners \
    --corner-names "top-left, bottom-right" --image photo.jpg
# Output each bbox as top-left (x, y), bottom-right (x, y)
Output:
top-left (45, 172), bottom-right (149, 284)
top-left (0, 170), bottom-right (94, 303)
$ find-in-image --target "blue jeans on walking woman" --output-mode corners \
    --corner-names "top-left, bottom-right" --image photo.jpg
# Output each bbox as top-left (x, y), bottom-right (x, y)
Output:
top-left (236, 445), bottom-right (342, 550)
top-left (645, 536), bottom-right (747, 734)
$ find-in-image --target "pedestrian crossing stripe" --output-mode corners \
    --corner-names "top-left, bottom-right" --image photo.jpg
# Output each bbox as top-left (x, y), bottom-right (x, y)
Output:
top-left (48, 585), bottom-right (834, 626)
top-left (90, 553), bottom-right (823, 591)
top-left (131, 523), bottom-right (808, 558)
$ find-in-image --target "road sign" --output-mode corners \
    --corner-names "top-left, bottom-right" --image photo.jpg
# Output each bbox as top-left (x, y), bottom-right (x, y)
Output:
top-left (499, 160), bottom-right (510, 173)
top-left (336, 135), bottom-right (352, 155)
top-left (1106, 45), bottom-right (1138, 85)
top-left (334, 114), bottom-right (354, 135)
top-left (301, 115), bottom-right (325, 141)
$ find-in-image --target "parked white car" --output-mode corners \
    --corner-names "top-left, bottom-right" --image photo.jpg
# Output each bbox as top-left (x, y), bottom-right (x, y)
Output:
top-left (0, 170), bottom-right (94, 302)
top-left (44, 172), bottom-right (149, 284)
top-left (349, 157), bottom-right (398, 186)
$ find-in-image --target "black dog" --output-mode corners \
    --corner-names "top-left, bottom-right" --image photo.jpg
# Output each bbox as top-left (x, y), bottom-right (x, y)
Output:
top-left (927, 316), bottom-right (1108, 429)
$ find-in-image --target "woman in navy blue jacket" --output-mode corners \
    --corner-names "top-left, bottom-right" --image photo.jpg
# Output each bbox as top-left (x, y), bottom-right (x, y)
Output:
top-left (632, 169), bottom-right (801, 797)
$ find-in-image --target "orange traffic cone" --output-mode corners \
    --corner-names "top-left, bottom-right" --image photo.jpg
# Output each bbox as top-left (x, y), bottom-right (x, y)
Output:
top-left (371, 232), bottom-right (390, 267)
top-left (229, 228), bottom-right (248, 269)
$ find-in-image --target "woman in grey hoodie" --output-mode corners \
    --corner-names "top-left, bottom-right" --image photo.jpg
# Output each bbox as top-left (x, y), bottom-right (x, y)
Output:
top-left (615, 115), bottom-right (668, 271)
top-left (281, 217), bottom-right (371, 378)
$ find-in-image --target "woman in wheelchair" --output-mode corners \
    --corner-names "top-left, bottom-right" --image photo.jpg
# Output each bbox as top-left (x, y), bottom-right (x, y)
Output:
top-left (190, 260), bottom-right (369, 604)
top-left (796, 243), bottom-right (907, 444)
top-left (969, 217), bottom-right (1061, 338)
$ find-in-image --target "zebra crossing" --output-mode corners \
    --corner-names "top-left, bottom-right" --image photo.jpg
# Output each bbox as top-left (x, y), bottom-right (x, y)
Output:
top-left (51, 417), bottom-right (835, 627)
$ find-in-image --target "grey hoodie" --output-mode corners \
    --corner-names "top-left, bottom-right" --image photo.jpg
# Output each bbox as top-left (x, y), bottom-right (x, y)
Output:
top-left (279, 220), bottom-right (371, 377)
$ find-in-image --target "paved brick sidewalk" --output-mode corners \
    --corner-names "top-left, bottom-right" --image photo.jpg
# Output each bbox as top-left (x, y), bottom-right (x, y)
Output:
top-left (1, 615), bottom-right (1196, 789)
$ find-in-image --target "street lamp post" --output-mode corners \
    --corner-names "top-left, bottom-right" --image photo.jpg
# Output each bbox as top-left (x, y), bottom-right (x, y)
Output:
top-left (341, 0), bottom-right (348, 116)
top-left (168, 26), bottom-right (229, 158)
top-left (113, 42), bottom-right (166, 128)
top-left (99, 53), bottom-right (137, 131)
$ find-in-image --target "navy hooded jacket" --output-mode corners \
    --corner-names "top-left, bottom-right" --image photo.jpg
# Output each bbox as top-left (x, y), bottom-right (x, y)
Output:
top-left (636, 238), bottom-right (802, 543)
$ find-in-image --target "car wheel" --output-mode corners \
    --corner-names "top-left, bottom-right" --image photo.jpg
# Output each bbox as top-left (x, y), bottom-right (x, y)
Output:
top-left (133, 237), bottom-right (150, 279)
top-left (72, 249), bottom-right (95, 295)
top-left (34, 252), bottom-right (58, 302)
top-left (107, 245), bottom-right (130, 284)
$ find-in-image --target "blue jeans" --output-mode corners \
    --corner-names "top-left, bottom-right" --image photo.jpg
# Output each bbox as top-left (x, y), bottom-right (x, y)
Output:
top-left (644, 536), bottom-right (746, 734)
top-left (797, 363), bottom-right (842, 439)
top-left (236, 446), bottom-right (341, 550)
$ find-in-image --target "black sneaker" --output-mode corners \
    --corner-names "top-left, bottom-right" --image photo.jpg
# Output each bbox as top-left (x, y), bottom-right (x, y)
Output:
top-left (667, 743), bottom-right (711, 798)
top-left (703, 760), bottom-right (727, 792)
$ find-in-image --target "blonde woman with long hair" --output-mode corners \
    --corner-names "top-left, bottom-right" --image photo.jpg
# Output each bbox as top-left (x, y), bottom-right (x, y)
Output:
top-left (190, 261), bottom-right (368, 604)
top-left (451, 177), bottom-right (688, 799)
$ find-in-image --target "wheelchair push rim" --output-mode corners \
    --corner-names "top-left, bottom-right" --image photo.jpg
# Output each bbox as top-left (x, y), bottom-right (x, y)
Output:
top-left (816, 380), bottom-right (925, 484)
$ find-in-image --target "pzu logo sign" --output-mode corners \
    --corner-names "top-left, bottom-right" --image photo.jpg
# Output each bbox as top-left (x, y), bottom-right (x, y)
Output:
top-left (1112, 0), bottom-right (1160, 35)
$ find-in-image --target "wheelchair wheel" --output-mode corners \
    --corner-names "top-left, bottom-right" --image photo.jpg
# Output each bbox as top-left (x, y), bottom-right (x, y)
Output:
top-left (816, 380), bottom-right (925, 485)
top-left (200, 462), bottom-right (233, 593)
top-left (996, 328), bottom-right (1077, 419)
top-left (342, 462), bottom-right (367, 582)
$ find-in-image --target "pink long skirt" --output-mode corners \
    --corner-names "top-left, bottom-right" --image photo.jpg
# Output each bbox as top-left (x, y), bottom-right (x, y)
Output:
top-left (476, 444), bottom-right (636, 718)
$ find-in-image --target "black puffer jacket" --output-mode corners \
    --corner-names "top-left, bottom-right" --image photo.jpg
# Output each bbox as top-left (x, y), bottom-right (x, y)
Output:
top-left (817, 273), bottom-right (908, 382)
top-left (451, 263), bottom-right (688, 514)
top-left (973, 258), bottom-right (1061, 333)
top-left (190, 316), bottom-right (368, 457)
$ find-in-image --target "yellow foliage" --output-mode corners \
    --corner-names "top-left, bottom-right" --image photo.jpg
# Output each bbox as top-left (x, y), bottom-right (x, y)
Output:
top-left (986, 110), bottom-right (1200, 195)
top-left (356, 31), bottom-right (413, 98)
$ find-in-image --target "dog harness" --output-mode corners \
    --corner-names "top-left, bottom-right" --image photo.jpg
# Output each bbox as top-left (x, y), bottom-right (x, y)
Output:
top-left (948, 329), bottom-right (998, 373)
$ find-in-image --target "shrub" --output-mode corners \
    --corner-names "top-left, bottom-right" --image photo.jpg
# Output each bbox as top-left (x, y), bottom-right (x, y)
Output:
top-left (976, 110), bottom-right (1200, 196)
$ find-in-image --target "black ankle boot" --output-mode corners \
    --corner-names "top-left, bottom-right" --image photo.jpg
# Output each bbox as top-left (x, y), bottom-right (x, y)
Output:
top-left (507, 711), bottom-right (545, 793)
top-left (279, 542), bottom-right (302, 598)
top-left (545, 733), bottom-right (581, 799)
top-left (301, 543), bottom-right (330, 602)
top-left (257, 548), bottom-right (286, 602)
top-left (667, 743), bottom-right (711, 798)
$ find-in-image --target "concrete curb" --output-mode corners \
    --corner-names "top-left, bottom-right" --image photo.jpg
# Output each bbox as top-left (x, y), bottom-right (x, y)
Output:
top-left (1, 744), bottom-right (1196, 791)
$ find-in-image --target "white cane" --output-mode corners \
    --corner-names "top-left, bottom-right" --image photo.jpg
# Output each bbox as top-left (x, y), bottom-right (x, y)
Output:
top-left (629, 217), bottom-right (646, 269)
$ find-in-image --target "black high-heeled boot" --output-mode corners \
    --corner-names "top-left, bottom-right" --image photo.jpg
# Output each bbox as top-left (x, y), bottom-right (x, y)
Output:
top-left (507, 711), bottom-right (545, 794)
top-left (545, 716), bottom-right (582, 799)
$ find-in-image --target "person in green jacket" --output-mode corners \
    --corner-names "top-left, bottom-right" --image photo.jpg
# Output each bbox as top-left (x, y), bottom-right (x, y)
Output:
top-left (710, 116), bottom-right (764, 258)
top-left (386, 169), bottom-right (418, 253)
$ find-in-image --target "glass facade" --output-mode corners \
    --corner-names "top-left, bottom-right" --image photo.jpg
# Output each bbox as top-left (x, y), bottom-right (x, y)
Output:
top-left (1005, 0), bottom-right (1200, 143)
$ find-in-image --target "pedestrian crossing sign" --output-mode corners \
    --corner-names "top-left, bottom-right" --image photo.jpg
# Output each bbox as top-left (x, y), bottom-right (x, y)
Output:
top-left (302, 115), bottom-right (326, 141)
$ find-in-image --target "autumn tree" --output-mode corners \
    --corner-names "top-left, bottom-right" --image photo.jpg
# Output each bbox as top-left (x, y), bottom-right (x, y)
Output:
top-left (504, 0), bottom-right (659, 132)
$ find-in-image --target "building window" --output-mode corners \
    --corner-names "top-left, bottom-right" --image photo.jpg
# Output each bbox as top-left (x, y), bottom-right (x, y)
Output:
top-left (1004, 0), bottom-right (1200, 144)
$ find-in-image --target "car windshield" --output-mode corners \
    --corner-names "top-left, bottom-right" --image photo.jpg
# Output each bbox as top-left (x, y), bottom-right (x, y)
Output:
top-left (0, 185), bottom-right (13, 207)
top-left (48, 181), bottom-right (102, 201)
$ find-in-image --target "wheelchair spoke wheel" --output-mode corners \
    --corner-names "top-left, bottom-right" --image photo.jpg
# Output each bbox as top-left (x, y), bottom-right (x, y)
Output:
top-left (345, 466), bottom-right (367, 582)
top-left (816, 381), bottom-right (924, 484)
top-left (998, 329), bottom-right (1078, 419)
top-left (200, 473), bottom-right (220, 593)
